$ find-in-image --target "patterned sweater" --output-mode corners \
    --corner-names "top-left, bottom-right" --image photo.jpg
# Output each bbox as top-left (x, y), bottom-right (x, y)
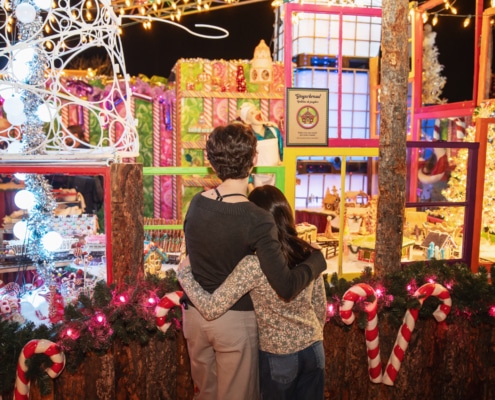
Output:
top-left (177, 255), bottom-right (326, 354)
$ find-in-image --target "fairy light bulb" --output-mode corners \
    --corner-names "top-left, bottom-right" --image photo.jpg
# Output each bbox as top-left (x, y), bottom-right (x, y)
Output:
top-left (327, 303), bottom-right (335, 317)
top-left (15, 190), bottom-right (36, 210)
top-left (95, 313), bottom-right (105, 323)
top-left (432, 14), bottom-right (438, 26)
top-left (34, 0), bottom-right (51, 10)
top-left (422, 12), bottom-right (428, 24)
top-left (3, 93), bottom-right (24, 115)
top-left (15, 2), bottom-right (36, 24)
top-left (36, 102), bottom-right (57, 122)
top-left (13, 220), bottom-right (30, 240)
top-left (463, 16), bottom-right (471, 28)
top-left (7, 141), bottom-right (23, 154)
top-left (41, 231), bottom-right (63, 252)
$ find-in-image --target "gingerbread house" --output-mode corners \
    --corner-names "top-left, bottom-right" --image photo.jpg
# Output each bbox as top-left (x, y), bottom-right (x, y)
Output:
top-left (420, 231), bottom-right (458, 259)
top-left (323, 187), bottom-right (340, 211)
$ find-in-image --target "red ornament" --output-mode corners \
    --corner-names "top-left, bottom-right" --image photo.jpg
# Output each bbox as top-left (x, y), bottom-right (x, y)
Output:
top-left (236, 65), bottom-right (247, 93)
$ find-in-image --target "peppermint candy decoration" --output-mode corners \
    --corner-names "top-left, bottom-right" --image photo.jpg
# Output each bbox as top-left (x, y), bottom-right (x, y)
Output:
top-left (15, 339), bottom-right (66, 399)
top-left (340, 283), bottom-right (382, 383)
top-left (339, 282), bottom-right (452, 385)
top-left (382, 283), bottom-right (451, 386)
top-left (155, 291), bottom-right (183, 333)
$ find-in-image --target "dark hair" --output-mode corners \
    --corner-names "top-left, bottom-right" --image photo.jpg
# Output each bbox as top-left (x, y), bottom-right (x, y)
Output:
top-left (68, 125), bottom-right (85, 141)
top-left (206, 124), bottom-right (257, 181)
top-left (248, 185), bottom-right (314, 268)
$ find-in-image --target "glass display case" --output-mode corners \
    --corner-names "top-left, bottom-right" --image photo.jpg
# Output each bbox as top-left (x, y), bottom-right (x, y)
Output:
top-left (0, 164), bottom-right (112, 324)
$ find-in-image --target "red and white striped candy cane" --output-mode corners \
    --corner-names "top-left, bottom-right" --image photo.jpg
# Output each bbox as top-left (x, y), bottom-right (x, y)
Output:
top-left (340, 283), bottom-right (382, 383)
top-left (14, 339), bottom-right (66, 400)
top-left (382, 283), bottom-right (451, 386)
top-left (155, 291), bottom-right (183, 333)
top-left (455, 117), bottom-right (466, 140)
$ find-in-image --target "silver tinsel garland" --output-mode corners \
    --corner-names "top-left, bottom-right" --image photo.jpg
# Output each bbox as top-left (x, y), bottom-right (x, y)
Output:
top-left (14, 3), bottom-right (57, 278)
top-left (16, 9), bottom-right (49, 154)
top-left (24, 174), bottom-right (57, 281)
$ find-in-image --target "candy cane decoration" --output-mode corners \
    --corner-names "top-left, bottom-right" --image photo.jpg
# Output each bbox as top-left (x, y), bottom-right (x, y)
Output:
top-left (382, 283), bottom-right (451, 386)
top-left (455, 117), bottom-right (466, 140)
top-left (340, 283), bottom-right (382, 383)
top-left (15, 339), bottom-right (66, 400)
top-left (155, 291), bottom-right (183, 333)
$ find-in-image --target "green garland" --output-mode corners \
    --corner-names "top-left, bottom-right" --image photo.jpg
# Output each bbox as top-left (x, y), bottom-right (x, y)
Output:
top-left (0, 271), bottom-right (181, 397)
top-left (325, 261), bottom-right (495, 330)
top-left (1, 261), bottom-right (495, 397)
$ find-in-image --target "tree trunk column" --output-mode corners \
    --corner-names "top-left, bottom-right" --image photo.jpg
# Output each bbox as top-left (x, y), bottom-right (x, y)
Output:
top-left (110, 163), bottom-right (144, 284)
top-left (374, 0), bottom-right (409, 276)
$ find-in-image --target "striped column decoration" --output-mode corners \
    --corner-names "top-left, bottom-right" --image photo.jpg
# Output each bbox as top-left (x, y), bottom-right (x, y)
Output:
top-left (153, 98), bottom-right (161, 218)
top-left (229, 98), bottom-right (237, 122)
top-left (260, 99), bottom-right (269, 122)
top-left (82, 106), bottom-right (90, 143)
top-left (172, 96), bottom-right (178, 220)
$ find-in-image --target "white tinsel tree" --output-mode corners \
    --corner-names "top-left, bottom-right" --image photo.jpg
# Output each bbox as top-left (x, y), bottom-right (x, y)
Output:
top-left (422, 24), bottom-right (447, 105)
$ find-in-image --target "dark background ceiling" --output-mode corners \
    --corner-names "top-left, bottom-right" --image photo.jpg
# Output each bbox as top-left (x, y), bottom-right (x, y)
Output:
top-left (120, 0), bottom-right (485, 103)
top-left (120, 1), bottom-right (275, 80)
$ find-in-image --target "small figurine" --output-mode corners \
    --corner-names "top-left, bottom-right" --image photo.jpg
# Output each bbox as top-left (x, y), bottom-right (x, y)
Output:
top-left (237, 102), bottom-right (283, 188)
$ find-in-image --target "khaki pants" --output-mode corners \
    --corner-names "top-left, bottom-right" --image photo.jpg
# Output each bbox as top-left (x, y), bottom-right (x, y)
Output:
top-left (183, 306), bottom-right (260, 400)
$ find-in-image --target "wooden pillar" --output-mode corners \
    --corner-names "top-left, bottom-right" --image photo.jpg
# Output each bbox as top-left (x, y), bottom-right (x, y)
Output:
top-left (110, 163), bottom-right (144, 283)
top-left (374, 0), bottom-right (409, 276)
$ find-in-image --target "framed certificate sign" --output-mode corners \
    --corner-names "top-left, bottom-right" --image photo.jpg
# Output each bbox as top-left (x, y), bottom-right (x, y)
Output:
top-left (286, 88), bottom-right (329, 146)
